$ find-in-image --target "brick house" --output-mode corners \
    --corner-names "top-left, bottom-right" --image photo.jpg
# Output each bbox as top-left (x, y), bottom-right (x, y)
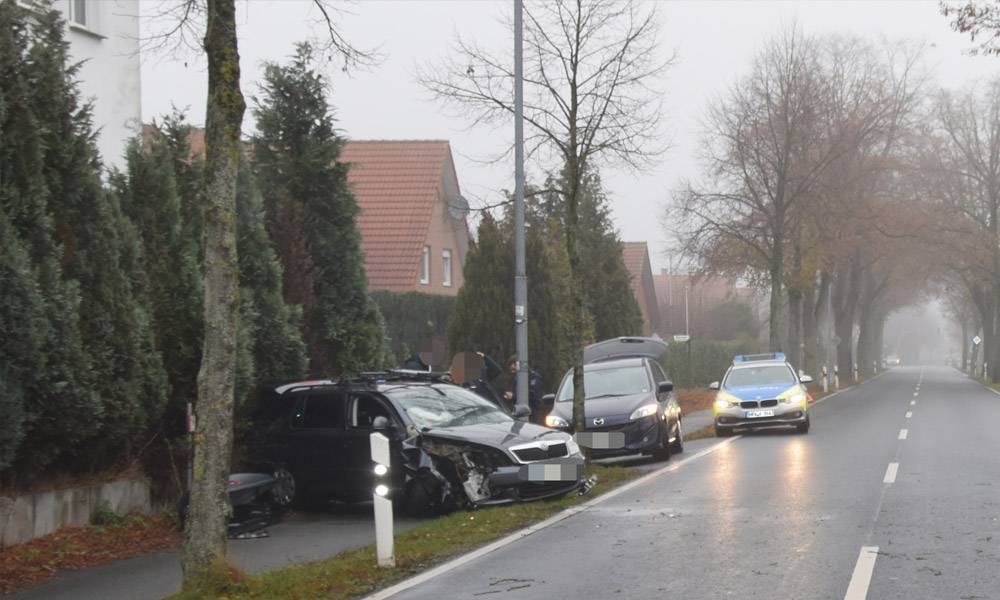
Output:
top-left (621, 242), bottom-right (662, 336)
top-left (338, 140), bottom-right (470, 295)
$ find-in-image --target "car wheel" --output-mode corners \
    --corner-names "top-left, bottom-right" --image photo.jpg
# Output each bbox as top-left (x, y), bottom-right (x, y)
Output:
top-left (715, 425), bottom-right (733, 437)
top-left (269, 467), bottom-right (297, 509)
top-left (401, 472), bottom-right (447, 517)
top-left (671, 419), bottom-right (684, 454)
top-left (796, 416), bottom-right (810, 434)
top-left (652, 422), bottom-right (672, 461)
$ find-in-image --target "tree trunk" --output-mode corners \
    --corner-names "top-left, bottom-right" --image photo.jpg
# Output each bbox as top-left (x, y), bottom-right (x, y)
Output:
top-left (182, 0), bottom-right (246, 585)
top-left (768, 244), bottom-right (784, 352)
top-left (832, 254), bottom-right (860, 380)
top-left (787, 287), bottom-right (803, 372)
top-left (566, 156), bottom-right (587, 433)
top-left (803, 280), bottom-right (818, 376)
top-left (960, 319), bottom-right (968, 371)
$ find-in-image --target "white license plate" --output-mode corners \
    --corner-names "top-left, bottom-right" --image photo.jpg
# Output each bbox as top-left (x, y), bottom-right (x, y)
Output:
top-left (746, 409), bottom-right (775, 418)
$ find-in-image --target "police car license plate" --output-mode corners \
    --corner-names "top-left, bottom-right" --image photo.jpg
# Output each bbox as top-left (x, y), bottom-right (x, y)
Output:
top-left (746, 409), bottom-right (774, 418)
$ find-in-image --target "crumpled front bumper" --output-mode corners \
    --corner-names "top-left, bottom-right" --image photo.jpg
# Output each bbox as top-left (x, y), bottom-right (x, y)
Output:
top-left (480, 455), bottom-right (587, 504)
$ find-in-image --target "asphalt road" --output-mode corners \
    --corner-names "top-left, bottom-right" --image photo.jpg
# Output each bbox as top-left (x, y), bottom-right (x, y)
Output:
top-left (378, 366), bottom-right (1000, 600)
top-left (8, 502), bottom-right (426, 600)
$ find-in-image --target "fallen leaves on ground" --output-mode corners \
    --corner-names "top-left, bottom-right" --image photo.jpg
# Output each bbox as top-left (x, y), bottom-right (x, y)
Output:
top-left (0, 513), bottom-right (180, 594)
top-left (677, 388), bottom-right (715, 413)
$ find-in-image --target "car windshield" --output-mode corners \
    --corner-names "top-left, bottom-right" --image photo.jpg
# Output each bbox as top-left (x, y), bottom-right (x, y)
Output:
top-left (724, 365), bottom-right (797, 389)
top-left (385, 384), bottom-right (512, 429)
top-left (556, 366), bottom-right (650, 401)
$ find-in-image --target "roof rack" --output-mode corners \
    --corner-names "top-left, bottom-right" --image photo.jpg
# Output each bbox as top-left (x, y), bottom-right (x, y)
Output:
top-left (273, 370), bottom-right (452, 394)
top-left (733, 352), bottom-right (786, 364)
top-left (354, 369), bottom-right (453, 384)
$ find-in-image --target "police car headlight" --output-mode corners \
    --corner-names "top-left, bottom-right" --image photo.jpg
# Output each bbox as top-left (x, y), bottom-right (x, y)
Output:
top-left (545, 414), bottom-right (569, 428)
top-left (629, 404), bottom-right (658, 421)
top-left (714, 391), bottom-right (740, 409)
top-left (781, 392), bottom-right (807, 405)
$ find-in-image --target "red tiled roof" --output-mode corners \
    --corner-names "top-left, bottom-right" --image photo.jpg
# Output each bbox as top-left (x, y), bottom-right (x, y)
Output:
top-left (622, 242), bottom-right (648, 300)
top-left (338, 140), bottom-right (451, 292)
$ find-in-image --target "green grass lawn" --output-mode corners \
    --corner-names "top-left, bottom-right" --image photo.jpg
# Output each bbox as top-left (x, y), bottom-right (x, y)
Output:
top-left (170, 464), bottom-right (638, 600)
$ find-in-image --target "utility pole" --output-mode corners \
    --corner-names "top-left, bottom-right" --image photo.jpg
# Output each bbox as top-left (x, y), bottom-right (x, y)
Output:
top-left (513, 0), bottom-right (529, 419)
top-left (685, 282), bottom-right (691, 386)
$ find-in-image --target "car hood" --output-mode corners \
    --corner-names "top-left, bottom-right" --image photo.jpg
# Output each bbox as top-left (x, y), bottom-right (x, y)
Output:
top-left (549, 392), bottom-right (654, 420)
top-left (421, 421), bottom-right (569, 449)
top-left (723, 383), bottom-right (799, 401)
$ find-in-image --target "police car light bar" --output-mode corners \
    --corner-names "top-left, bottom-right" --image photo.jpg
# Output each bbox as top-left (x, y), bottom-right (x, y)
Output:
top-left (734, 352), bottom-right (785, 363)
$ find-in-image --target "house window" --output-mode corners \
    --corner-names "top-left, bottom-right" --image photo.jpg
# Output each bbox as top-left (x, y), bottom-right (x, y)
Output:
top-left (420, 245), bottom-right (430, 285)
top-left (71, 0), bottom-right (87, 26)
top-left (442, 249), bottom-right (453, 287)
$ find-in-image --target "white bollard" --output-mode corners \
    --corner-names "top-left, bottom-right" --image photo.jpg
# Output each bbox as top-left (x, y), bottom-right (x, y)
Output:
top-left (370, 432), bottom-right (395, 567)
top-left (853, 363), bottom-right (858, 382)
top-left (873, 360), bottom-right (878, 375)
top-left (822, 366), bottom-right (829, 394)
top-left (834, 365), bottom-right (840, 390)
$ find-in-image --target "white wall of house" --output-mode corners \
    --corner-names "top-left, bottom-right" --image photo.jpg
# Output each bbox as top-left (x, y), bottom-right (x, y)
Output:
top-left (55, 0), bottom-right (141, 171)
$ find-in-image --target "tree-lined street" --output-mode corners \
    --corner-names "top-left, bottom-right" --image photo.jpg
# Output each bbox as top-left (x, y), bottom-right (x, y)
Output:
top-left (377, 367), bottom-right (1000, 600)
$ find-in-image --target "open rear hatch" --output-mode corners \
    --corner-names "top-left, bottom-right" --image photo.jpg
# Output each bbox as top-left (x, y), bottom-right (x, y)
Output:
top-left (583, 336), bottom-right (669, 364)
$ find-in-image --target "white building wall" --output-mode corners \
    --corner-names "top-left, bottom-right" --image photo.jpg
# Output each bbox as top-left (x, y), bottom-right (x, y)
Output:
top-left (54, 0), bottom-right (141, 171)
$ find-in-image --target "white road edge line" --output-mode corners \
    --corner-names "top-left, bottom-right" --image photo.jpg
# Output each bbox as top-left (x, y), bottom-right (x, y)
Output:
top-left (905, 411), bottom-right (912, 419)
top-left (898, 429), bottom-right (908, 440)
top-left (364, 435), bottom-right (742, 600)
top-left (844, 546), bottom-right (880, 600)
top-left (883, 462), bottom-right (899, 483)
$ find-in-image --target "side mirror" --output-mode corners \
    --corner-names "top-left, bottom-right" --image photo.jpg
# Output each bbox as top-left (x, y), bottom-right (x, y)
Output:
top-left (371, 416), bottom-right (393, 430)
top-left (799, 375), bottom-right (814, 384)
top-left (512, 404), bottom-right (531, 420)
top-left (708, 381), bottom-right (720, 390)
top-left (658, 381), bottom-right (674, 394)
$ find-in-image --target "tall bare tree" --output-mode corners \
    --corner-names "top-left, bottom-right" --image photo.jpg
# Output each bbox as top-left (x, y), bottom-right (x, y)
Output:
top-left (180, 0), bottom-right (245, 584)
top-left (942, 0), bottom-right (1000, 56)
top-left (148, 0), bottom-right (375, 588)
top-left (672, 29), bottom-right (921, 367)
top-left (420, 0), bottom-right (670, 431)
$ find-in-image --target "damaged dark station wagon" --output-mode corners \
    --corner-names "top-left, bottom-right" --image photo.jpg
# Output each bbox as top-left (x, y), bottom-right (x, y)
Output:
top-left (245, 371), bottom-right (587, 515)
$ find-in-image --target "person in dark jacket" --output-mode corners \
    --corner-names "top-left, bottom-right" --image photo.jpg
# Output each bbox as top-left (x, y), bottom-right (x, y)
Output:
top-left (503, 355), bottom-right (545, 423)
top-left (402, 352), bottom-right (430, 371)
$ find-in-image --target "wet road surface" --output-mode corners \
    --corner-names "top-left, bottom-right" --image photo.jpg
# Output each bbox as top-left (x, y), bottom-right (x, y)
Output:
top-left (379, 367), bottom-right (1000, 600)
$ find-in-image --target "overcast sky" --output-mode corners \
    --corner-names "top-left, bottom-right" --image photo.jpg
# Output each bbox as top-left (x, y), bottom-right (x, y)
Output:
top-left (141, 0), bottom-right (1000, 272)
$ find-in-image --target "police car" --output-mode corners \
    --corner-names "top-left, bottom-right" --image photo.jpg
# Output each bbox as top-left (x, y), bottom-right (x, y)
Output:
top-left (710, 353), bottom-right (813, 436)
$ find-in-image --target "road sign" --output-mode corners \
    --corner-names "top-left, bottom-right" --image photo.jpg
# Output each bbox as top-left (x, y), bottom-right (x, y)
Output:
top-left (973, 335), bottom-right (983, 346)
top-left (673, 334), bottom-right (690, 343)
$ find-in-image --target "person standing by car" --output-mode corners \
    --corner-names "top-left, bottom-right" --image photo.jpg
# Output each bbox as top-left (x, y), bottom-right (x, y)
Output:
top-left (503, 354), bottom-right (545, 423)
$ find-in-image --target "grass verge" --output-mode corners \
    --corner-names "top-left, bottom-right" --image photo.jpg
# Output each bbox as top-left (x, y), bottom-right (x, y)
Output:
top-left (168, 464), bottom-right (637, 600)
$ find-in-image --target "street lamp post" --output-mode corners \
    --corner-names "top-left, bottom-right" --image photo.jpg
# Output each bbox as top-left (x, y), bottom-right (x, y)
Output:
top-left (513, 0), bottom-right (529, 419)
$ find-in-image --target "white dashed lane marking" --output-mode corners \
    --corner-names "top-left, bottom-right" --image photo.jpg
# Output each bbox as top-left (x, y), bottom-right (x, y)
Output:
top-left (844, 546), bottom-right (880, 600)
top-left (884, 462), bottom-right (899, 483)
top-left (905, 411), bottom-right (912, 419)
top-left (899, 429), bottom-right (908, 440)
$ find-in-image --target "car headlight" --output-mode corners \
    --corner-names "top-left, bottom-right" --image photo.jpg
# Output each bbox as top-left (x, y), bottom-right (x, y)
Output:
top-left (714, 391), bottom-right (740, 410)
top-left (565, 436), bottom-right (581, 456)
top-left (781, 392), bottom-right (807, 404)
top-left (545, 414), bottom-right (569, 428)
top-left (629, 404), bottom-right (658, 421)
